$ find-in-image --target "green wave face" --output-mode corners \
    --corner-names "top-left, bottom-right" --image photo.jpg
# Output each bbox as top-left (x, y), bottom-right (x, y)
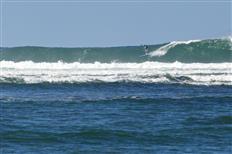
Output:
top-left (1, 38), bottom-right (231, 63)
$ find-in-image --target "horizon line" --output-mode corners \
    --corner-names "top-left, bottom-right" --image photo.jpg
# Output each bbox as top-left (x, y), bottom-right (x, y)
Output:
top-left (0, 35), bottom-right (231, 48)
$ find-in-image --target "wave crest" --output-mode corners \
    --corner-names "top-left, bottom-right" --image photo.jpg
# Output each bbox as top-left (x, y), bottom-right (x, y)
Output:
top-left (149, 40), bottom-right (201, 57)
top-left (1, 37), bottom-right (231, 63)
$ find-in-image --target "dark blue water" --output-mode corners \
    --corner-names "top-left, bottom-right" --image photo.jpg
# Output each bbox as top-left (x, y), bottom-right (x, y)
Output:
top-left (1, 83), bottom-right (232, 153)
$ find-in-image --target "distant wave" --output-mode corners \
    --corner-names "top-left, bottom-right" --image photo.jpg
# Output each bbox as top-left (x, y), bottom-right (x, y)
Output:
top-left (1, 61), bottom-right (231, 85)
top-left (1, 37), bottom-right (231, 63)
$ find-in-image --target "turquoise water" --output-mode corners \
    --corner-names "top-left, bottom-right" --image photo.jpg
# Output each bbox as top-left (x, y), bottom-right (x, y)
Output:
top-left (1, 38), bottom-right (231, 63)
top-left (0, 37), bottom-right (232, 153)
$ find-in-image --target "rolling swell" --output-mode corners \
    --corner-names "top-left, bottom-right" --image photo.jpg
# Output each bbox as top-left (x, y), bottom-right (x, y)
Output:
top-left (1, 37), bottom-right (231, 63)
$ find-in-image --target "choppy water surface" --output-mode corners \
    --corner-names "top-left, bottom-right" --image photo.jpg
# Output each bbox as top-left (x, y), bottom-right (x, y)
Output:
top-left (1, 83), bottom-right (232, 153)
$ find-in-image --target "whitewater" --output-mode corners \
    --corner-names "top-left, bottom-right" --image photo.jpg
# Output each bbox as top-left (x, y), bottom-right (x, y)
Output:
top-left (0, 61), bottom-right (231, 85)
top-left (0, 37), bottom-right (231, 85)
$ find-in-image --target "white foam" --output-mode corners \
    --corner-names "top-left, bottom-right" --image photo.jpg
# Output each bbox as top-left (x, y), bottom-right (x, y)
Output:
top-left (0, 61), bottom-right (231, 85)
top-left (228, 36), bottom-right (232, 42)
top-left (149, 40), bottom-right (201, 57)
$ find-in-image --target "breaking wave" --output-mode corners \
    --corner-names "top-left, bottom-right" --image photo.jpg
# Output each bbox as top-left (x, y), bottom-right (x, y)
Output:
top-left (148, 40), bottom-right (201, 57)
top-left (0, 37), bottom-right (231, 85)
top-left (0, 61), bottom-right (231, 85)
top-left (1, 37), bottom-right (231, 63)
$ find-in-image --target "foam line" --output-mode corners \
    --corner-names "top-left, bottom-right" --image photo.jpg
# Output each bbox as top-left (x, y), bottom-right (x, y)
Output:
top-left (1, 61), bottom-right (231, 85)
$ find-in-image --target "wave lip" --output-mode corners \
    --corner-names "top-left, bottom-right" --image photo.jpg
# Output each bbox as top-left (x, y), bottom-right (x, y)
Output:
top-left (1, 61), bottom-right (231, 85)
top-left (149, 40), bottom-right (201, 57)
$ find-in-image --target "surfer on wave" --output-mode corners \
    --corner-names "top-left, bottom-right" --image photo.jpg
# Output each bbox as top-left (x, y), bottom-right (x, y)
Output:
top-left (144, 45), bottom-right (149, 54)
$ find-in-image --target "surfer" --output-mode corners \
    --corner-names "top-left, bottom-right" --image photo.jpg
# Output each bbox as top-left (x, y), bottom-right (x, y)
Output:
top-left (144, 45), bottom-right (148, 54)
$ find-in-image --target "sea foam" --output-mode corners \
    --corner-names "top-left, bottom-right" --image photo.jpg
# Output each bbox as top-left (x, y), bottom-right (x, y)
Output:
top-left (1, 61), bottom-right (231, 85)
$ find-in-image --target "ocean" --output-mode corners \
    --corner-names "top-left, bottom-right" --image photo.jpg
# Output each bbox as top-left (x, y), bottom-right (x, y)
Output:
top-left (1, 37), bottom-right (232, 153)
